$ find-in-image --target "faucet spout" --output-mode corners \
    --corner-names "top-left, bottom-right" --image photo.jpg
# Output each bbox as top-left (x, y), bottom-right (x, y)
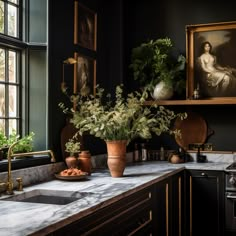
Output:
top-left (6, 141), bottom-right (56, 195)
top-left (11, 150), bottom-right (56, 163)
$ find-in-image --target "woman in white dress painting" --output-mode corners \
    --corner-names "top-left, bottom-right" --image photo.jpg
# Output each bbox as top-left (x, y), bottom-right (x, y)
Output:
top-left (197, 41), bottom-right (236, 97)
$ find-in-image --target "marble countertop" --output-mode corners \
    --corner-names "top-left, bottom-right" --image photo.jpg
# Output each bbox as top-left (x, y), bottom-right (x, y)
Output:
top-left (0, 161), bottom-right (230, 236)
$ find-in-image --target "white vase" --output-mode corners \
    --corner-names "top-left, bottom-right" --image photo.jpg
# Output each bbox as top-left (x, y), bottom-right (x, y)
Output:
top-left (152, 81), bottom-right (174, 100)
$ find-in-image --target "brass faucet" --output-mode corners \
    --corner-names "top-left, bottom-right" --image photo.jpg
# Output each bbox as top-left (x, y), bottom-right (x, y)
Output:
top-left (6, 141), bottom-right (56, 195)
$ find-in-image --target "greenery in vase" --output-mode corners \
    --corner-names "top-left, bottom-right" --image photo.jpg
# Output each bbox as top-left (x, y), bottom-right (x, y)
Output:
top-left (129, 37), bottom-right (186, 95)
top-left (65, 138), bottom-right (81, 156)
top-left (59, 84), bottom-right (186, 145)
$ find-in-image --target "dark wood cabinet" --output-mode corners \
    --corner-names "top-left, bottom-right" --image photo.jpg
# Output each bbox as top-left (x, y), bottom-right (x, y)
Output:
top-left (185, 170), bottom-right (225, 236)
top-left (50, 186), bottom-right (154, 236)
top-left (153, 170), bottom-right (184, 236)
top-left (49, 171), bottom-right (185, 236)
top-left (46, 169), bottom-right (225, 236)
top-left (171, 171), bottom-right (185, 236)
top-left (153, 177), bottom-right (170, 235)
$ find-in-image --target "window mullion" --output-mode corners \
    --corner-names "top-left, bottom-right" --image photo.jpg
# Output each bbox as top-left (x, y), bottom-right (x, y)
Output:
top-left (5, 49), bottom-right (9, 119)
top-left (3, 1), bottom-right (8, 35)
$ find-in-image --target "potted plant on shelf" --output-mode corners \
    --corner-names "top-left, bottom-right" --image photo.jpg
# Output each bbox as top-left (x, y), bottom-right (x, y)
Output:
top-left (64, 137), bottom-right (81, 168)
top-left (59, 84), bottom-right (186, 177)
top-left (129, 37), bottom-right (186, 100)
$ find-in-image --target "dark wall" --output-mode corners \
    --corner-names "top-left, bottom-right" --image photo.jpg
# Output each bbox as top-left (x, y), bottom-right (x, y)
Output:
top-left (49, 0), bottom-right (236, 160)
top-left (48, 0), bottom-right (75, 160)
top-left (124, 0), bottom-right (236, 152)
top-left (48, 0), bottom-right (125, 159)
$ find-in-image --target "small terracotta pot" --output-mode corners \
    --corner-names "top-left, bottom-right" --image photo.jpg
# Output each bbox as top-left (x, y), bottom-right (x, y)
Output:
top-left (65, 156), bottom-right (78, 168)
top-left (79, 150), bottom-right (92, 175)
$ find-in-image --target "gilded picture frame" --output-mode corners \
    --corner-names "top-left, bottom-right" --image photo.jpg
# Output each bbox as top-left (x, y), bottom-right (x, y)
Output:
top-left (186, 21), bottom-right (236, 100)
top-left (74, 1), bottom-right (97, 51)
top-left (73, 52), bottom-right (96, 96)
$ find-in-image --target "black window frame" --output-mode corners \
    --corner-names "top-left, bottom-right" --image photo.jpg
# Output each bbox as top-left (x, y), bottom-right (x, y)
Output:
top-left (0, 0), bottom-right (51, 171)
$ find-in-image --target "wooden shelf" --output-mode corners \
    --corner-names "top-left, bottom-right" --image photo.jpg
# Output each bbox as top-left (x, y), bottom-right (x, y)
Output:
top-left (188, 150), bottom-right (234, 154)
top-left (144, 98), bottom-right (236, 106)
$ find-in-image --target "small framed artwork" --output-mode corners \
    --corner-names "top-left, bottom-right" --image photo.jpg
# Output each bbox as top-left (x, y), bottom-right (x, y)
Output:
top-left (73, 52), bottom-right (96, 96)
top-left (186, 21), bottom-right (236, 100)
top-left (74, 1), bottom-right (97, 51)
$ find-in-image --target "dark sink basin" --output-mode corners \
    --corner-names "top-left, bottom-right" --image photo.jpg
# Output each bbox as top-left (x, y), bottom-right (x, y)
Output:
top-left (3, 189), bottom-right (94, 205)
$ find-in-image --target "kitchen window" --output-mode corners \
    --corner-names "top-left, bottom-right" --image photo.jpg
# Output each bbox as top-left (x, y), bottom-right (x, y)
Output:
top-left (0, 47), bottom-right (20, 136)
top-left (0, 0), bottom-right (20, 38)
top-left (0, 0), bottom-right (49, 170)
top-left (0, 0), bottom-right (21, 135)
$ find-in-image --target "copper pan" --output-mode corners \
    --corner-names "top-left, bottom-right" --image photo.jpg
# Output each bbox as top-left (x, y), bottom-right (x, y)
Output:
top-left (174, 111), bottom-right (214, 151)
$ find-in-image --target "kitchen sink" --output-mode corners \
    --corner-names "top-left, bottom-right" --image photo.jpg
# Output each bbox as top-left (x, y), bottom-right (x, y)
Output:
top-left (3, 189), bottom-right (94, 205)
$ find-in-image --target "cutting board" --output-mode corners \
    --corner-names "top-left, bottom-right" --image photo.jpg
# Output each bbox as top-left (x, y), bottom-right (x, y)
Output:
top-left (174, 112), bottom-right (212, 151)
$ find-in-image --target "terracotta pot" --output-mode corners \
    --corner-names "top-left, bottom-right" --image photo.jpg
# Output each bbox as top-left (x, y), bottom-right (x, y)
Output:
top-left (78, 150), bottom-right (92, 175)
top-left (65, 156), bottom-right (78, 168)
top-left (106, 140), bottom-right (127, 177)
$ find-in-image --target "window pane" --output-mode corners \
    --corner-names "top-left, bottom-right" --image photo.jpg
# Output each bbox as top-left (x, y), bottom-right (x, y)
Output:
top-left (0, 0), bottom-right (21, 139)
top-left (0, 48), bottom-right (5, 81)
top-left (9, 119), bottom-right (16, 133)
top-left (9, 50), bottom-right (16, 82)
top-left (0, 84), bottom-right (5, 116)
top-left (9, 85), bottom-right (16, 117)
top-left (0, 1), bottom-right (4, 34)
top-left (8, 4), bottom-right (17, 37)
top-left (0, 119), bottom-right (5, 131)
top-left (0, 49), bottom-right (19, 135)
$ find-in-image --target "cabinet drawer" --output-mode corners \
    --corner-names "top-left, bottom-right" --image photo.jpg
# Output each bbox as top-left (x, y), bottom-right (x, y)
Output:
top-left (51, 186), bottom-right (153, 236)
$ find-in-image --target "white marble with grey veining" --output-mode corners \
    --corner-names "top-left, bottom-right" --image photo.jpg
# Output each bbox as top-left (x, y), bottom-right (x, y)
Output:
top-left (187, 151), bottom-right (235, 163)
top-left (0, 160), bottom-right (232, 236)
top-left (0, 162), bottom-right (65, 187)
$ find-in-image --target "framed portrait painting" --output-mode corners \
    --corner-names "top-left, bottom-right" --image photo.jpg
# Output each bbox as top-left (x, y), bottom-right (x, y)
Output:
top-left (74, 52), bottom-right (96, 96)
top-left (186, 21), bottom-right (236, 100)
top-left (74, 1), bottom-right (97, 51)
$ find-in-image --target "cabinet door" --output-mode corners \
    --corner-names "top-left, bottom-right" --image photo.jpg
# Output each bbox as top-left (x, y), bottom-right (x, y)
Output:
top-left (154, 177), bottom-right (170, 236)
top-left (153, 171), bottom-right (184, 236)
top-left (171, 171), bottom-right (185, 236)
top-left (185, 170), bottom-right (225, 236)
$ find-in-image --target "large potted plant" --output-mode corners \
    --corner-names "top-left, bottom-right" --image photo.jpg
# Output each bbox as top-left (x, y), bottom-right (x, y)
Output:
top-left (59, 84), bottom-right (186, 177)
top-left (129, 37), bottom-right (186, 100)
